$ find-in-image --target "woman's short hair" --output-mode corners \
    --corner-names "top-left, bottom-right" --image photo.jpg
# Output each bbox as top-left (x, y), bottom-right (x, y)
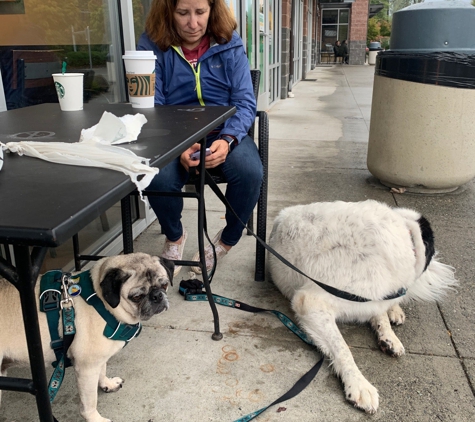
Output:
top-left (145, 0), bottom-right (237, 51)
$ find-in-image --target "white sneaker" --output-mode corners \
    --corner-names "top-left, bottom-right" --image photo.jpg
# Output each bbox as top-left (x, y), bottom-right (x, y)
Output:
top-left (161, 229), bottom-right (187, 276)
top-left (191, 229), bottom-right (228, 275)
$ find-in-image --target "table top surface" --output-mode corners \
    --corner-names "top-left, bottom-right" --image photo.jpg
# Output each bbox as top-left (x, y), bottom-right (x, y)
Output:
top-left (0, 103), bottom-right (235, 247)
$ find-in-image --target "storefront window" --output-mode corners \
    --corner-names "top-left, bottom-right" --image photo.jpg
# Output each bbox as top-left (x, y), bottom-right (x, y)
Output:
top-left (322, 10), bottom-right (338, 24)
top-left (0, 0), bottom-right (130, 272)
top-left (339, 9), bottom-right (349, 24)
top-left (321, 8), bottom-right (349, 52)
top-left (0, 0), bottom-right (126, 110)
top-left (246, 0), bottom-right (255, 68)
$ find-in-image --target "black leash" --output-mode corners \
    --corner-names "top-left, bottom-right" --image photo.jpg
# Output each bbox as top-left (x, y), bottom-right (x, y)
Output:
top-left (179, 278), bottom-right (324, 421)
top-left (204, 170), bottom-right (406, 302)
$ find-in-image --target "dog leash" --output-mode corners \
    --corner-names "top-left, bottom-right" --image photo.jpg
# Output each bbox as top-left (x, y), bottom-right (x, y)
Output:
top-left (181, 171), bottom-right (403, 419)
top-left (179, 278), bottom-right (324, 421)
top-left (204, 171), bottom-right (406, 302)
top-left (39, 271), bottom-right (77, 403)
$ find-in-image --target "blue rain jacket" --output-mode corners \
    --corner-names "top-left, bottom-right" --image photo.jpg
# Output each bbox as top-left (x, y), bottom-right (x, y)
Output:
top-left (137, 31), bottom-right (256, 143)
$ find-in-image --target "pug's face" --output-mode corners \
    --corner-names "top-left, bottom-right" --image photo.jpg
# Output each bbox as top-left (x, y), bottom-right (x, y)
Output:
top-left (94, 253), bottom-right (174, 323)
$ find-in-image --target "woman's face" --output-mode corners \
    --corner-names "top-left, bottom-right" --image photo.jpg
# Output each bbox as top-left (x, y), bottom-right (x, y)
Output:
top-left (174, 0), bottom-right (211, 50)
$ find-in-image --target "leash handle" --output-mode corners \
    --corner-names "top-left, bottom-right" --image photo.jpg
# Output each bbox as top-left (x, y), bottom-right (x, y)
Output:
top-left (180, 285), bottom-right (323, 422)
top-left (233, 358), bottom-right (324, 422)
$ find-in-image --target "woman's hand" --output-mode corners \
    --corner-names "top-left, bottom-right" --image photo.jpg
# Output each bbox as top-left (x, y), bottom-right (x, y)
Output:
top-left (204, 139), bottom-right (228, 168)
top-left (181, 139), bottom-right (230, 171)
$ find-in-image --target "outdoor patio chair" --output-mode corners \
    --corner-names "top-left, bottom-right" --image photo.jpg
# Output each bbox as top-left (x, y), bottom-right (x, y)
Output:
top-left (183, 69), bottom-right (269, 281)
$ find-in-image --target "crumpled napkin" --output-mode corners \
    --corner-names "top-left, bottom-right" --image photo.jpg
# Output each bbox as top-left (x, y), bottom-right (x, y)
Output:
top-left (80, 111), bottom-right (148, 145)
top-left (0, 111), bottom-right (158, 198)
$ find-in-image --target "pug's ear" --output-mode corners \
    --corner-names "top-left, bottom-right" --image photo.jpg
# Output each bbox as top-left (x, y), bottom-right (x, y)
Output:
top-left (159, 257), bottom-right (175, 286)
top-left (100, 268), bottom-right (131, 308)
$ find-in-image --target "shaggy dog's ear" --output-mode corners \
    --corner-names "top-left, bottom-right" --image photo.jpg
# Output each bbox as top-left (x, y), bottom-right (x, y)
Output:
top-left (159, 257), bottom-right (175, 286)
top-left (417, 216), bottom-right (435, 271)
top-left (100, 268), bottom-right (131, 308)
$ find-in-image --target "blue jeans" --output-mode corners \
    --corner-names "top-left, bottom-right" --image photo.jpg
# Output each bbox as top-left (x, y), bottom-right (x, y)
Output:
top-left (146, 134), bottom-right (263, 246)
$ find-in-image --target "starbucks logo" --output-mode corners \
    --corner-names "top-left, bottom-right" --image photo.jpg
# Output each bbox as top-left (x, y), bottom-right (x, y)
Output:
top-left (54, 81), bottom-right (65, 99)
top-left (126, 74), bottom-right (155, 97)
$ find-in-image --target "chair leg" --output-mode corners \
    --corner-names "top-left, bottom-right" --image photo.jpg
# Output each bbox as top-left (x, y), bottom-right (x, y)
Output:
top-left (246, 213), bottom-right (254, 235)
top-left (72, 234), bottom-right (82, 271)
top-left (99, 213), bottom-right (110, 231)
top-left (254, 110), bottom-right (269, 282)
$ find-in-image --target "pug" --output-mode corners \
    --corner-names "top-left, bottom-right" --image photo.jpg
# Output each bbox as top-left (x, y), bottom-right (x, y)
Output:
top-left (0, 252), bottom-right (174, 422)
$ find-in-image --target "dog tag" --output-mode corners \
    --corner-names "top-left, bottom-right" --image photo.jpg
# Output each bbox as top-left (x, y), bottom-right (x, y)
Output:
top-left (68, 284), bottom-right (82, 297)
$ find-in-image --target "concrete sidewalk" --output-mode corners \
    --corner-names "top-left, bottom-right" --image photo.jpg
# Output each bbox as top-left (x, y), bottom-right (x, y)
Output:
top-left (3, 65), bottom-right (475, 422)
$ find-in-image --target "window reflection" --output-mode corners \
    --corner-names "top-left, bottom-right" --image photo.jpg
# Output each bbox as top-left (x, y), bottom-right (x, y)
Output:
top-left (0, 0), bottom-right (125, 110)
top-left (0, 0), bottom-right (130, 272)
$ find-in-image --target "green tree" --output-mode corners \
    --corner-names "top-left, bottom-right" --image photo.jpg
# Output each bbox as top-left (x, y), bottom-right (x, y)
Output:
top-left (368, 0), bottom-right (391, 43)
top-left (367, 19), bottom-right (379, 43)
top-left (379, 20), bottom-right (391, 37)
top-left (27, 0), bottom-right (82, 45)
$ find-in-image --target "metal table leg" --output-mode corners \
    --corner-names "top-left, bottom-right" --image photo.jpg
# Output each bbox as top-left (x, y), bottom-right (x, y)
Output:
top-left (121, 194), bottom-right (134, 254)
top-left (0, 245), bottom-right (54, 422)
top-left (121, 138), bottom-right (222, 340)
top-left (195, 139), bottom-right (222, 340)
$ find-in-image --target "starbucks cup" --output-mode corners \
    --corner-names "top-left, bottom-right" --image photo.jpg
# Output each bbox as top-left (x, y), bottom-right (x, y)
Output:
top-left (122, 50), bottom-right (156, 108)
top-left (52, 73), bottom-right (84, 111)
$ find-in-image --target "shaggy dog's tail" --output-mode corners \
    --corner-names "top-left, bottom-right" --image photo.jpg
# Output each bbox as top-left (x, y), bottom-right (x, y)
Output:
top-left (404, 257), bottom-right (457, 303)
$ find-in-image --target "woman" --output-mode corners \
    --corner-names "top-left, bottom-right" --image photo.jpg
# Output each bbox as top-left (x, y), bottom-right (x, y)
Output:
top-left (137, 0), bottom-right (263, 276)
top-left (339, 39), bottom-right (349, 64)
top-left (333, 40), bottom-right (341, 63)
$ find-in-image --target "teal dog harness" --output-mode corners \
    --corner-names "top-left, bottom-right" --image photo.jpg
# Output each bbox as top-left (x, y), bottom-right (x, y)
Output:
top-left (39, 269), bottom-right (141, 402)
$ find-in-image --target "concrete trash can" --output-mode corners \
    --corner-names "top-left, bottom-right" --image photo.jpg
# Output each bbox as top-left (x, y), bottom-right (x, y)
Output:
top-left (367, 1), bottom-right (475, 193)
top-left (368, 42), bottom-right (382, 65)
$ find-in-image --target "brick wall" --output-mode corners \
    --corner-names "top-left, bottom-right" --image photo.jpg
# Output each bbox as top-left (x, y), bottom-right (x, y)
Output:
top-left (349, 0), bottom-right (369, 65)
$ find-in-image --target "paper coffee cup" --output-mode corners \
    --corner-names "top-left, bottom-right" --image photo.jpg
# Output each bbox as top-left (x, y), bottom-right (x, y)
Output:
top-left (52, 73), bottom-right (84, 111)
top-left (122, 50), bottom-right (156, 108)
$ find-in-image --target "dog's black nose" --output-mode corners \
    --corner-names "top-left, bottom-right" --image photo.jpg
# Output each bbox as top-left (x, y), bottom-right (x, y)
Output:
top-left (150, 288), bottom-right (164, 303)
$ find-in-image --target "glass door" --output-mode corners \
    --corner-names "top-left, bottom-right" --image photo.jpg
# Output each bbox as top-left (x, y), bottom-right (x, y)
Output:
top-left (292, 0), bottom-right (304, 84)
top-left (268, 0), bottom-right (281, 106)
top-left (307, 0), bottom-right (313, 73)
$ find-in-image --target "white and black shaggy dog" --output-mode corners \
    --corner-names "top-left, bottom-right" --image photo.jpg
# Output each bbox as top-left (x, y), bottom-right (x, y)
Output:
top-left (268, 199), bottom-right (456, 414)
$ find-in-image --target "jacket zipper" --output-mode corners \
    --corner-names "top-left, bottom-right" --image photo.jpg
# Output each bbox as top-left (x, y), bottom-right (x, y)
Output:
top-left (172, 46), bottom-right (205, 106)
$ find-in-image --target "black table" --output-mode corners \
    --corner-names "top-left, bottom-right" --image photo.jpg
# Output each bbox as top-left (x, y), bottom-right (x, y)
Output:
top-left (0, 103), bottom-right (235, 422)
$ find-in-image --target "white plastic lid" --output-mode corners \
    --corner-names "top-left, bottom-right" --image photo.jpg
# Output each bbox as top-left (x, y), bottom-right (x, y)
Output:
top-left (122, 50), bottom-right (156, 60)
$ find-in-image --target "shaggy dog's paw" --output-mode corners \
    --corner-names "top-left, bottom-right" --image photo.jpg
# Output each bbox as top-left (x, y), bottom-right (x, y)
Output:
top-left (388, 304), bottom-right (406, 325)
top-left (344, 376), bottom-right (379, 414)
top-left (379, 336), bottom-right (405, 357)
top-left (83, 413), bottom-right (112, 422)
top-left (99, 376), bottom-right (124, 393)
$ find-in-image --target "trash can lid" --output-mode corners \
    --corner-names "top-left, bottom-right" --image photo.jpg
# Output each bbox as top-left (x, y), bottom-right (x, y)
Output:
top-left (369, 42), bottom-right (381, 49)
top-left (390, 1), bottom-right (475, 53)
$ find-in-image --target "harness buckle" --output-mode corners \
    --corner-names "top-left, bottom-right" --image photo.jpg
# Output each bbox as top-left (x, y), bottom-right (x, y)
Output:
top-left (50, 338), bottom-right (63, 351)
top-left (41, 290), bottom-right (60, 312)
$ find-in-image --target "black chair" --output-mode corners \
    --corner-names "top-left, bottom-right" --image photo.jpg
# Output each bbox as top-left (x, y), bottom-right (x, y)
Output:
top-left (73, 69), bottom-right (269, 281)
top-left (184, 69), bottom-right (269, 281)
top-left (9, 51), bottom-right (62, 109)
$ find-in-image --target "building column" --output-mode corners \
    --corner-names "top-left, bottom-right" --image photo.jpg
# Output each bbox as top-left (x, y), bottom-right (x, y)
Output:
top-left (349, 0), bottom-right (369, 65)
top-left (281, 0), bottom-right (292, 99)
